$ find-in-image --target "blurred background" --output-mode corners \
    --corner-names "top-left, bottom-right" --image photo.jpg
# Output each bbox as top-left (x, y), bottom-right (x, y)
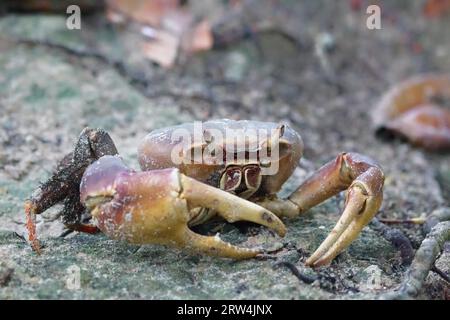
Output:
top-left (0, 0), bottom-right (449, 299)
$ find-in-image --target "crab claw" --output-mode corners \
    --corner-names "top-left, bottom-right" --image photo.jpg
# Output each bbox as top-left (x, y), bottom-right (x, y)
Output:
top-left (288, 152), bottom-right (384, 267)
top-left (304, 168), bottom-right (383, 267)
top-left (80, 155), bottom-right (285, 259)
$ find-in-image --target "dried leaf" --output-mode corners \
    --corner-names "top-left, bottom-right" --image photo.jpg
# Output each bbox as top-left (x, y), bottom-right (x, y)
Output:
top-left (106, 0), bottom-right (213, 67)
top-left (106, 0), bottom-right (178, 26)
top-left (182, 20), bottom-right (214, 54)
top-left (142, 30), bottom-right (179, 68)
top-left (423, 0), bottom-right (450, 18)
top-left (373, 74), bottom-right (450, 151)
top-left (382, 105), bottom-right (450, 150)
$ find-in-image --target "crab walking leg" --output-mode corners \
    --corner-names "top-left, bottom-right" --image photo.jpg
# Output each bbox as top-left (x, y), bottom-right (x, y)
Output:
top-left (379, 221), bottom-right (450, 299)
top-left (80, 155), bottom-right (285, 259)
top-left (288, 152), bottom-right (384, 267)
top-left (25, 128), bottom-right (118, 216)
top-left (24, 127), bottom-right (118, 252)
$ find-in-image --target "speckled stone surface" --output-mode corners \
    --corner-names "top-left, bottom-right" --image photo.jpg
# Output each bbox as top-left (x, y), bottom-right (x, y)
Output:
top-left (0, 1), bottom-right (448, 299)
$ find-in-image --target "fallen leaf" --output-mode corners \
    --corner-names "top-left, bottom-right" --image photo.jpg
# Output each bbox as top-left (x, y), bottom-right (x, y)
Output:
top-left (182, 20), bottom-right (214, 54)
top-left (373, 74), bottom-right (450, 151)
top-left (142, 30), bottom-right (179, 68)
top-left (106, 0), bottom-right (178, 26)
top-left (106, 0), bottom-right (213, 68)
top-left (423, 0), bottom-right (450, 18)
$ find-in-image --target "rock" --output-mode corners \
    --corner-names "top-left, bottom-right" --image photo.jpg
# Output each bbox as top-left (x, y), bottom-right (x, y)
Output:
top-left (356, 265), bottom-right (393, 292)
top-left (0, 2), bottom-right (448, 299)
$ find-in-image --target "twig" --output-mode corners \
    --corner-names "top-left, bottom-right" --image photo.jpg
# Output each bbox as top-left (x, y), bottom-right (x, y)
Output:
top-left (378, 221), bottom-right (450, 299)
top-left (13, 232), bottom-right (26, 242)
top-left (431, 265), bottom-right (450, 283)
top-left (256, 254), bottom-right (278, 260)
top-left (273, 261), bottom-right (317, 284)
top-left (58, 229), bottom-right (74, 238)
top-left (129, 246), bottom-right (142, 254)
top-left (370, 218), bottom-right (415, 266)
top-left (212, 26), bottom-right (304, 50)
top-left (378, 217), bottom-right (426, 225)
top-left (423, 207), bottom-right (450, 234)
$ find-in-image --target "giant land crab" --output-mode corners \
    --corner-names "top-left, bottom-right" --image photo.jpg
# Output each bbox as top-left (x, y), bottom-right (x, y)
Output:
top-left (25, 119), bottom-right (384, 267)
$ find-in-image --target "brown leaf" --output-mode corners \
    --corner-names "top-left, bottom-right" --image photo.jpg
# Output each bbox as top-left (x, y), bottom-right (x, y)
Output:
top-left (373, 74), bottom-right (450, 151)
top-left (106, 0), bottom-right (178, 26)
top-left (382, 105), bottom-right (450, 150)
top-left (106, 0), bottom-right (213, 67)
top-left (182, 20), bottom-right (214, 54)
top-left (142, 30), bottom-right (179, 68)
top-left (423, 0), bottom-right (450, 18)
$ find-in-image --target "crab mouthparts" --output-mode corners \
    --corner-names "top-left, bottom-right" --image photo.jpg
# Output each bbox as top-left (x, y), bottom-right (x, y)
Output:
top-left (84, 195), bottom-right (113, 212)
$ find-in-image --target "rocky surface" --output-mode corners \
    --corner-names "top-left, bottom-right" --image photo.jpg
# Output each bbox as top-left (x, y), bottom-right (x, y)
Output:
top-left (0, 1), bottom-right (449, 299)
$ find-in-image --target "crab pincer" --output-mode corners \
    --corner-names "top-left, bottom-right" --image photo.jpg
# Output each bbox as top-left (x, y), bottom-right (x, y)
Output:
top-left (286, 152), bottom-right (384, 267)
top-left (80, 155), bottom-right (286, 259)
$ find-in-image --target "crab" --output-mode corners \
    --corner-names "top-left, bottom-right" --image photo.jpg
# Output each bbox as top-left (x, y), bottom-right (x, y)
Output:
top-left (25, 119), bottom-right (384, 267)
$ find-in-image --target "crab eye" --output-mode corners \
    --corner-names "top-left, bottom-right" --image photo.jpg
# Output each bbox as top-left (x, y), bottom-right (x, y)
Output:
top-left (220, 167), bottom-right (242, 191)
top-left (244, 165), bottom-right (261, 189)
